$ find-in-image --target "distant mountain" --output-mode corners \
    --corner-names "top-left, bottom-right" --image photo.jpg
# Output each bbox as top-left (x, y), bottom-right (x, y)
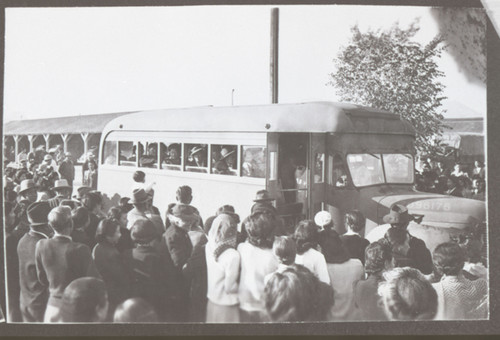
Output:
top-left (441, 99), bottom-right (484, 119)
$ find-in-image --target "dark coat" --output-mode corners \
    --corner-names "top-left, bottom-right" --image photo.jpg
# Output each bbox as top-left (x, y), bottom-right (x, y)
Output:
top-left (17, 228), bottom-right (51, 322)
top-left (122, 245), bottom-right (178, 321)
top-left (340, 234), bottom-right (370, 265)
top-left (35, 236), bottom-right (100, 307)
top-left (92, 241), bottom-right (130, 308)
top-left (163, 226), bottom-right (193, 270)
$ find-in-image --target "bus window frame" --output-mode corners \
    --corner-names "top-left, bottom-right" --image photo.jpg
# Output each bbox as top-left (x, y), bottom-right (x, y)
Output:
top-left (345, 152), bottom-right (415, 188)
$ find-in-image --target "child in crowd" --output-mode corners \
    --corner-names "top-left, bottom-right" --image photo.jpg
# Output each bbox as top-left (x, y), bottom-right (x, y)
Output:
top-left (237, 212), bottom-right (279, 322)
top-left (294, 220), bottom-right (330, 285)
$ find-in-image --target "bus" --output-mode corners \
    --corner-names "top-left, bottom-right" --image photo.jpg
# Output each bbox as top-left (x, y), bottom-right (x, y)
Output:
top-left (98, 101), bottom-right (486, 251)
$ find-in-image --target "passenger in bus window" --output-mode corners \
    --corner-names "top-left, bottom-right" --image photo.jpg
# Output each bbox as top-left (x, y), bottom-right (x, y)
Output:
top-left (214, 146), bottom-right (237, 175)
top-left (186, 145), bottom-right (207, 172)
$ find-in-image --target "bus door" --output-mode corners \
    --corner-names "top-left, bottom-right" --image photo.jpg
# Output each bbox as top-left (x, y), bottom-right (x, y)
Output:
top-left (309, 133), bottom-right (327, 218)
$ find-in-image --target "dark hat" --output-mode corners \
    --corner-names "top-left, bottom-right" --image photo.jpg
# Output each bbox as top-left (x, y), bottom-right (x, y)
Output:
top-left (27, 201), bottom-right (51, 225)
top-left (383, 204), bottom-right (415, 225)
top-left (253, 190), bottom-right (274, 202)
top-left (130, 219), bottom-right (157, 243)
top-left (130, 188), bottom-right (150, 204)
top-left (19, 179), bottom-right (36, 194)
top-left (53, 179), bottom-right (71, 190)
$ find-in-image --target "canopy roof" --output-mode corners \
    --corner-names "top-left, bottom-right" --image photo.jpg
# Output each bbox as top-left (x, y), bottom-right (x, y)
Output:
top-left (4, 112), bottom-right (131, 136)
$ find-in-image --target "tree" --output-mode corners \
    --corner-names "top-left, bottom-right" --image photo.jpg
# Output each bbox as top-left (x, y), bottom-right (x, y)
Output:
top-left (328, 21), bottom-right (447, 154)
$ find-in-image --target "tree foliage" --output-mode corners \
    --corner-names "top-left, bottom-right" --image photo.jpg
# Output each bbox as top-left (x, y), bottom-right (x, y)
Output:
top-left (328, 21), bottom-right (447, 154)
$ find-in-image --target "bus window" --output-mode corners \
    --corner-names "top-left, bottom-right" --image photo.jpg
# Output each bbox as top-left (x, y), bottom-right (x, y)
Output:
top-left (103, 140), bottom-right (117, 165)
top-left (185, 144), bottom-right (208, 173)
top-left (347, 154), bottom-right (384, 187)
top-left (383, 154), bottom-right (414, 183)
top-left (212, 144), bottom-right (237, 176)
top-left (118, 141), bottom-right (136, 167)
top-left (313, 153), bottom-right (325, 183)
top-left (139, 141), bottom-right (158, 168)
top-left (242, 146), bottom-right (266, 178)
top-left (330, 153), bottom-right (350, 188)
top-left (160, 142), bottom-right (181, 171)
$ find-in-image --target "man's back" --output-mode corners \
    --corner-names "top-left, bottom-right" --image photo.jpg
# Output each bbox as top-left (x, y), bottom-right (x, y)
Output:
top-left (35, 236), bottom-right (100, 302)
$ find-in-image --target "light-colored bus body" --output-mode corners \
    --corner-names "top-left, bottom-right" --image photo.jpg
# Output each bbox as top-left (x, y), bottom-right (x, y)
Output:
top-left (98, 102), bottom-right (485, 251)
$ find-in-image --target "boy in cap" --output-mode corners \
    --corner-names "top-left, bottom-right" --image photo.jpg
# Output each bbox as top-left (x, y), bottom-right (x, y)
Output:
top-left (35, 206), bottom-right (100, 322)
top-left (17, 201), bottom-right (53, 322)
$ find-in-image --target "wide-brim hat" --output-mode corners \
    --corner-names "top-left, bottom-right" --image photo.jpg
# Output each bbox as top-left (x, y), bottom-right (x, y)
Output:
top-left (220, 148), bottom-right (235, 160)
top-left (27, 201), bottom-right (51, 225)
top-left (19, 179), bottom-right (36, 194)
top-left (383, 204), bottom-right (415, 224)
top-left (53, 179), bottom-right (71, 190)
top-left (130, 219), bottom-right (157, 243)
top-left (253, 190), bottom-right (275, 202)
top-left (189, 147), bottom-right (204, 157)
top-left (130, 188), bottom-right (151, 204)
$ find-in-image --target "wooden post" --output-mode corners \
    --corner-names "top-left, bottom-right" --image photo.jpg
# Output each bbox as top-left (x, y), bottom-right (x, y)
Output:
top-left (13, 135), bottom-right (19, 162)
top-left (270, 8), bottom-right (279, 104)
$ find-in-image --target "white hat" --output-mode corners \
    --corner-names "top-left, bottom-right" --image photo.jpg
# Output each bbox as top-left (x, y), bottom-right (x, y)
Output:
top-left (314, 211), bottom-right (332, 227)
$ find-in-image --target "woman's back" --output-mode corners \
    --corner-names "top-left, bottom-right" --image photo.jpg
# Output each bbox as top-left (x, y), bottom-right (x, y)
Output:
top-left (327, 258), bottom-right (364, 321)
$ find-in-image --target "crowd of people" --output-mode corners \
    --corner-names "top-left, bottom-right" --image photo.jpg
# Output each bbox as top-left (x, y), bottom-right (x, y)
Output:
top-left (3, 161), bottom-right (488, 323)
top-left (414, 158), bottom-right (486, 200)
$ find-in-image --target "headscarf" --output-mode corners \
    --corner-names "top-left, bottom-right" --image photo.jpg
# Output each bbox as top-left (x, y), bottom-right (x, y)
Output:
top-left (208, 214), bottom-right (237, 260)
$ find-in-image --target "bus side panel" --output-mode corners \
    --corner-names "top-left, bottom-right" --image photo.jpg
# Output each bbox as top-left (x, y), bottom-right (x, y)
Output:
top-left (98, 166), bottom-right (265, 224)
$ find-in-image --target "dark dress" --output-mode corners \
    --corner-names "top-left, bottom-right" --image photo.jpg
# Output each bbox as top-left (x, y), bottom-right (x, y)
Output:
top-left (17, 228), bottom-right (51, 322)
top-left (92, 241), bottom-right (130, 312)
top-left (340, 234), bottom-right (370, 265)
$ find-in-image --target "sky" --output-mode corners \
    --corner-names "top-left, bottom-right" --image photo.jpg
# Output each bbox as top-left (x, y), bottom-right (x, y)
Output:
top-left (3, 5), bottom-right (487, 123)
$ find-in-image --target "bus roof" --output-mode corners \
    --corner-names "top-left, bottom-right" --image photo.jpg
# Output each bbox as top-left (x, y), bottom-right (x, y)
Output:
top-left (102, 102), bottom-right (415, 136)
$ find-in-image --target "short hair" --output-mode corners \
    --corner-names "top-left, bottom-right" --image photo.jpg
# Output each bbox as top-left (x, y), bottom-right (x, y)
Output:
top-left (294, 220), bottom-right (318, 255)
top-left (176, 185), bottom-right (192, 204)
top-left (345, 210), bottom-right (366, 233)
top-left (264, 264), bottom-right (333, 322)
top-left (60, 277), bottom-right (108, 322)
top-left (378, 267), bottom-right (437, 320)
top-left (95, 218), bottom-right (120, 244)
top-left (432, 242), bottom-right (465, 276)
top-left (48, 206), bottom-right (72, 233)
top-left (365, 241), bottom-right (393, 275)
top-left (273, 236), bottom-right (297, 265)
top-left (133, 170), bottom-right (145, 183)
top-left (242, 212), bottom-right (277, 249)
top-left (113, 298), bottom-right (159, 323)
top-left (71, 207), bottom-right (90, 229)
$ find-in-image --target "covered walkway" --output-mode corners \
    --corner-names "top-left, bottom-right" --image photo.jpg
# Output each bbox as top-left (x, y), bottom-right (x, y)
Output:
top-left (4, 112), bottom-right (131, 163)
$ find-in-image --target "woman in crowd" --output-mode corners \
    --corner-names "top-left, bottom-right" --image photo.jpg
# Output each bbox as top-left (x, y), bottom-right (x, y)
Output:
top-left (264, 264), bottom-right (333, 322)
top-left (352, 241), bottom-right (393, 321)
top-left (294, 220), bottom-right (330, 285)
top-left (431, 242), bottom-right (488, 320)
top-left (237, 212), bottom-right (279, 322)
top-left (205, 214), bottom-right (241, 323)
top-left (377, 267), bottom-right (438, 321)
top-left (322, 231), bottom-right (363, 321)
top-left (92, 218), bottom-right (130, 316)
top-left (59, 277), bottom-right (109, 323)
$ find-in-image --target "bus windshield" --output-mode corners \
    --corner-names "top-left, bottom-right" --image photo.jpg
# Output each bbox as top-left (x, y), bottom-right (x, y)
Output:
top-left (346, 153), bottom-right (413, 187)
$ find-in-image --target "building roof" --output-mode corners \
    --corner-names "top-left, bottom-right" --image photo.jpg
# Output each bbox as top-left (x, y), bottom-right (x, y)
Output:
top-left (3, 111), bottom-right (132, 136)
top-left (103, 102), bottom-right (415, 135)
top-left (443, 117), bottom-right (484, 134)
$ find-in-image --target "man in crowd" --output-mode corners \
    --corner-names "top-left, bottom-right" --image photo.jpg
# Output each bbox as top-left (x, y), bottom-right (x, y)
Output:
top-left (18, 201), bottom-right (53, 322)
top-left (35, 206), bottom-right (100, 322)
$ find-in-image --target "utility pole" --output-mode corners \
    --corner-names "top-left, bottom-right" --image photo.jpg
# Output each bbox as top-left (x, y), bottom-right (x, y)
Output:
top-left (270, 8), bottom-right (279, 104)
